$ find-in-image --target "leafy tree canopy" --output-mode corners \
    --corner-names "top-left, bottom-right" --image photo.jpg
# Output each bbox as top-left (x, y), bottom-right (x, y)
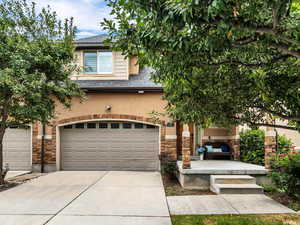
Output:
top-left (103, 0), bottom-right (300, 131)
top-left (0, 0), bottom-right (83, 180)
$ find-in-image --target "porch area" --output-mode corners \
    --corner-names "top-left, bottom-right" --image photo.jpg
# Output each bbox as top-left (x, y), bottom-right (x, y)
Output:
top-left (170, 123), bottom-right (276, 191)
top-left (176, 160), bottom-right (270, 190)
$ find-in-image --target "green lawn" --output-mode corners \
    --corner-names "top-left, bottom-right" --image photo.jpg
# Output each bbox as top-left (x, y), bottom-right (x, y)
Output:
top-left (171, 214), bottom-right (300, 225)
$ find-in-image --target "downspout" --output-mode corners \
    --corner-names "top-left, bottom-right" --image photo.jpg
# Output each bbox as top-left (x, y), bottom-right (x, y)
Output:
top-left (41, 123), bottom-right (45, 173)
top-left (275, 128), bottom-right (278, 152)
top-left (273, 119), bottom-right (278, 152)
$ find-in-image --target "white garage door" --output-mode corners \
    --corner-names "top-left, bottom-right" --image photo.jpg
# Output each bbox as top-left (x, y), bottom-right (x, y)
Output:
top-left (3, 127), bottom-right (31, 171)
top-left (60, 122), bottom-right (160, 171)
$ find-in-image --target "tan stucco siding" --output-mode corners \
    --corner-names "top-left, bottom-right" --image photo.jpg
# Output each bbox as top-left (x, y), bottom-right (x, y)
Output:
top-left (276, 128), bottom-right (300, 147)
top-left (55, 92), bottom-right (169, 122)
top-left (129, 57), bottom-right (139, 75)
top-left (203, 127), bottom-right (237, 137)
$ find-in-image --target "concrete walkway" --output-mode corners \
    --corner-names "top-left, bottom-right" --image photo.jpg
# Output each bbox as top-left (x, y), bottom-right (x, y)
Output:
top-left (5, 171), bottom-right (30, 180)
top-left (167, 194), bottom-right (296, 215)
top-left (0, 171), bottom-right (171, 225)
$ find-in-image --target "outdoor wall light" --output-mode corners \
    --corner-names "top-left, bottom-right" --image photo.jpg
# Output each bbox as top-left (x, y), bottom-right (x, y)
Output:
top-left (167, 120), bottom-right (175, 127)
top-left (105, 105), bottom-right (112, 111)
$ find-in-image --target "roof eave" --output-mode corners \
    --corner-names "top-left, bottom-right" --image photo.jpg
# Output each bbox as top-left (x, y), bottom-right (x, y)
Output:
top-left (81, 87), bottom-right (164, 93)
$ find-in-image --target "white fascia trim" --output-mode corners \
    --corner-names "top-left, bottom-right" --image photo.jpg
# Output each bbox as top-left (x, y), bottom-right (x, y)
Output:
top-left (37, 135), bottom-right (52, 140)
top-left (203, 135), bottom-right (240, 140)
top-left (166, 135), bottom-right (177, 140)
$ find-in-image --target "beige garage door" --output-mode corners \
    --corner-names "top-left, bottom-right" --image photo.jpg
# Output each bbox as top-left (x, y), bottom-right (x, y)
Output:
top-left (3, 127), bottom-right (31, 171)
top-left (60, 122), bottom-right (160, 171)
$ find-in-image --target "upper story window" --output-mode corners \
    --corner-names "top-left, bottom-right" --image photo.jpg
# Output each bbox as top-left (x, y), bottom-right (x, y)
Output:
top-left (83, 51), bottom-right (113, 74)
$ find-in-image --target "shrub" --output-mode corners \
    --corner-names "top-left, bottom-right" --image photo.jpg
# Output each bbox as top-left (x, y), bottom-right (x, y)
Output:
top-left (161, 160), bottom-right (177, 178)
top-left (240, 129), bottom-right (294, 166)
top-left (269, 153), bottom-right (300, 198)
top-left (278, 134), bottom-right (293, 154)
top-left (240, 129), bottom-right (265, 165)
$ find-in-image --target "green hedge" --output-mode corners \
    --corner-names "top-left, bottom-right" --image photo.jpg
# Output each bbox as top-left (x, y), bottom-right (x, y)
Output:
top-left (270, 153), bottom-right (300, 198)
top-left (240, 129), bottom-right (293, 166)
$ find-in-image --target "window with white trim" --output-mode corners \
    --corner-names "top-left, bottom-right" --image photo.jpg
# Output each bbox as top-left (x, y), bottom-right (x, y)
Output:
top-left (83, 51), bottom-right (113, 74)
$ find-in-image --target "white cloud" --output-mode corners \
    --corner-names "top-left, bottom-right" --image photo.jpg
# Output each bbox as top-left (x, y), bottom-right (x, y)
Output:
top-left (76, 30), bottom-right (102, 39)
top-left (33, 0), bottom-right (112, 32)
top-left (77, 31), bottom-right (99, 36)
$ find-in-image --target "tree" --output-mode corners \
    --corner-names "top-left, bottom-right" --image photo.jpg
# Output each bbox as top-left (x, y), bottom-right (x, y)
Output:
top-left (103, 0), bottom-right (300, 131)
top-left (0, 0), bottom-right (83, 184)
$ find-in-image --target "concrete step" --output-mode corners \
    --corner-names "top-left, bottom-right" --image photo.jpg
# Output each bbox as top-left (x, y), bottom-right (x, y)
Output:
top-left (210, 175), bottom-right (256, 185)
top-left (211, 183), bottom-right (264, 194)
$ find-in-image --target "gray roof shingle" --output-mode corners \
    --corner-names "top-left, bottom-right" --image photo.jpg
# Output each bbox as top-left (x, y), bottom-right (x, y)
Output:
top-left (75, 34), bottom-right (113, 47)
top-left (76, 67), bottom-right (162, 91)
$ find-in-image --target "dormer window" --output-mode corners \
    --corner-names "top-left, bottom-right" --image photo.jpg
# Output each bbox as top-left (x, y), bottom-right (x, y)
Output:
top-left (83, 51), bottom-right (113, 74)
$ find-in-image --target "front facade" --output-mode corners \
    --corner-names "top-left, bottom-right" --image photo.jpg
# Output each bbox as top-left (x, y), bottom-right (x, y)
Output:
top-left (3, 35), bottom-right (241, 172)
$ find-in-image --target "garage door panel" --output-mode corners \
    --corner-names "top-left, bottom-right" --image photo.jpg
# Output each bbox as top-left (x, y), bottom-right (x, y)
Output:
top-left (3, 128), bottom-right (31, 171)
top-left (62, 161), bottom-right (158, 171)
top-left (62, 151), bottom-right (157, 159)
top-left (61, 122), bottom-right (159, 171)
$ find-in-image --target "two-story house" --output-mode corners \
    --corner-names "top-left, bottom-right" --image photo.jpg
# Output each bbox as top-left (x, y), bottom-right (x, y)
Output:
top-left (3, 34), bottom-right (241, 172)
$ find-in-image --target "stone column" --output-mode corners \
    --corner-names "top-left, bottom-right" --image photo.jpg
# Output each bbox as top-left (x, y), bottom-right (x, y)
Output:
top-left (230, 126), bottom-right (241, 160)
top-left (265, 127), bottom-right (276, 169)
top-left (230, 139), bottom-right (240, 160)
top-left (182, 124), bottom-right (191, 169)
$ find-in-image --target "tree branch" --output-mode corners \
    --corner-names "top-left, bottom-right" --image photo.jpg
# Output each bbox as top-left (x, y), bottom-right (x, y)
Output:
top-left (232, 37), bottom-right (258, 46)
top-left (269, 42), bottom-right (300, 59)
top-left (195, 54), bottom-right (290, 68)
top-left (232, 116), bottom-right (299, 131)
top-left (256, 105), bottom-right (300, 121)
top-left (248, 122), bottom-right (299, 131)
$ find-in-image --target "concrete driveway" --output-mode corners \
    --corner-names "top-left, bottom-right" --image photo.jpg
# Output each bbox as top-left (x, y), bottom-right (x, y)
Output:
top-left (0, 171), bottom-right (171, 225)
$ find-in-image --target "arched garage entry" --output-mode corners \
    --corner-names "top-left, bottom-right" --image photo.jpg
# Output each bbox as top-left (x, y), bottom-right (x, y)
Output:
top-left (59, 120), bottom-right (160, 171)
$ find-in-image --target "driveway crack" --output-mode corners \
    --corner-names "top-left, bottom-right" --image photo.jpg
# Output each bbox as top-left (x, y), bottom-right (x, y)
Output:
top-left (43, 171), bottom-right (109, 225)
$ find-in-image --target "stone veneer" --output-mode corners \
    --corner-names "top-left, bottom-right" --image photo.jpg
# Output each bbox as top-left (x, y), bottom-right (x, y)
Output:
top-left (32, 114), bottom-right (177, 171)
top-left (265, 134), bottom-right (276, 169)
top-left (182, 136), bottom-right (191, 169)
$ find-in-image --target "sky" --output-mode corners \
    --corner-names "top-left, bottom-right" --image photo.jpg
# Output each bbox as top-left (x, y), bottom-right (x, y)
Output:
top-left (33, 0), bottom-right (112, 39)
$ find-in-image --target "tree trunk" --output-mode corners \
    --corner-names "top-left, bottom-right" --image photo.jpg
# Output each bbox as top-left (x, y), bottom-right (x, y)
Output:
top-left (0, 133), bottom-right (5, 185)
top-left (0, 96), bottom-right (10, 185)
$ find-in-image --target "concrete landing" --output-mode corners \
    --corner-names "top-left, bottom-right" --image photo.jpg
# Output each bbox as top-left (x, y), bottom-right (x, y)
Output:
top-left (178, 160), bottom-right (268, 175)
top-left (167, 194), bottom-right (295, 215)
top-left (177, 161), bottom-right (270, 190)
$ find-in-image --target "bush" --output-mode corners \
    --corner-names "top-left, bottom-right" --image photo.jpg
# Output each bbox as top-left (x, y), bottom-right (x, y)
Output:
top-left (269, 153), bottom-right (300, 198)
top-left (240, 129), bottom-right (265, 165)
top-left (240, 129), bottom-right (294, 166)
top-left (278, 134), bottom-right (293, 154)
top-left (161, 160), bottom-right (177, 178)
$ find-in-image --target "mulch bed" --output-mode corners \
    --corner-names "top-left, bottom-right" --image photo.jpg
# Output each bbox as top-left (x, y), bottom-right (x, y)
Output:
top-left (0, 173), bottom-right (45, 192)
top-left (162, 174), bottom-right (215, 196)
top-left (265, 188), bottom-right (300, 212)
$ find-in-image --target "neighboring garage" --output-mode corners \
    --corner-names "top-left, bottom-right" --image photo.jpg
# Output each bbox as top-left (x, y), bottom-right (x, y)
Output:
top-left (3, 127), bottom-right (31, 171)
top-left (60, 121), bottom-right (160, 171)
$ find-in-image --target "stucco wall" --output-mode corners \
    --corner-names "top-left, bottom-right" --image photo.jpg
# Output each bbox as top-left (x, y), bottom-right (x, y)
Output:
top-left (55, 92), bottom-right (168, 121)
